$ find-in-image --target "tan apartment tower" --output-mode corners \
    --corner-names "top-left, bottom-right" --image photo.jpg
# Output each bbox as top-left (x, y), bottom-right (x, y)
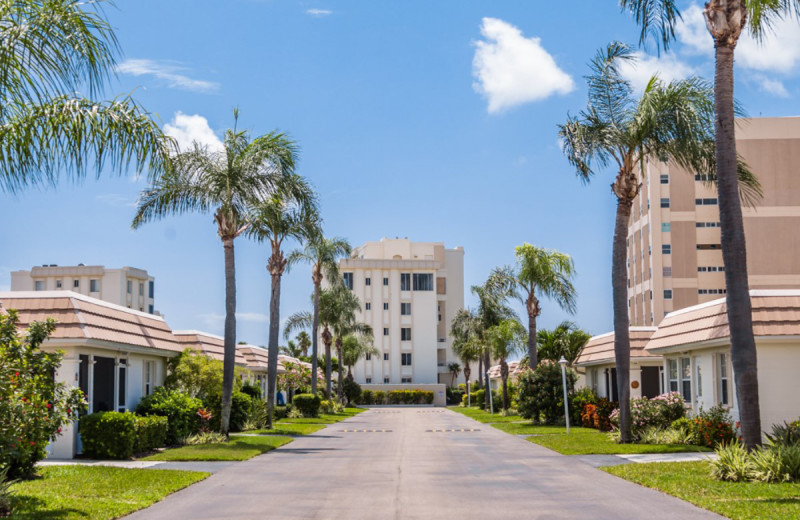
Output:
top-left (338, 238), bottom-right (464, 385)
top-left (627, 117), bottom-right (800, 326)
top-left (11, 265), bottom-right (157, 314)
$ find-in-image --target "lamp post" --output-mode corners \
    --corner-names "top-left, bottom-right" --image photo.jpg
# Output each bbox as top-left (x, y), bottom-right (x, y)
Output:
top-left (559, 356), bottom-right (570, 434)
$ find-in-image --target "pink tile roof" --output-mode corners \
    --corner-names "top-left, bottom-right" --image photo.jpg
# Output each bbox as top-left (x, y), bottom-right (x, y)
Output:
top-left (574, 327), bottom-right (659, 366)
top-left (173, 330), bottom-right (248, 365)
top-left (488, 360), bottom-right (524, 380)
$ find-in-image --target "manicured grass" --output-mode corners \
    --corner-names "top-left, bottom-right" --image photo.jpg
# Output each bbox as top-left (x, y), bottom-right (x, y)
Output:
top-left (8, 465), bottom-right (207, 520)
top-left (142, 435), bottom-right (294, 461)
top-left (446, 406), bottom-right (527, 423)
top-left (604, 461), bottom-right (800, 520)
top-left (278, 409), bottom-right (364, 424)
top-left (527, 430), bottom-right (710, 455)
top-left (247, 423), bottom-right (326, 436)
top-left (491, 422), bottom-right (595, 435)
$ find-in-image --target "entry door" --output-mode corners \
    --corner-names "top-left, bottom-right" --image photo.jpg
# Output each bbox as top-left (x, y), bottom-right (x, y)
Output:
top-left (93, 356), bottom-right (115, 412)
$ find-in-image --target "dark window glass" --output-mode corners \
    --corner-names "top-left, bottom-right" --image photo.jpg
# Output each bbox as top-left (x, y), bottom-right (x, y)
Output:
top-left (412, 273), bottom-right (433, 291)
top-left (343, 272), bottom-right (354, 290)
top-left (400, 273), bottom-right (411, 291)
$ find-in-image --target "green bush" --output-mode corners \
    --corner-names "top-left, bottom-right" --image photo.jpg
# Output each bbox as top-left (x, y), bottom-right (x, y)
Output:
top-left (240, 381), bottom-right (262, 400)
top-left (767, 419), bottom-right (800, 446)
top-left (569, 387), bottom-right (597, 425)
top-left (228, 391), bottom-right (253, 432)
top-left (342, 378), bottom-right (362, 404)
top-left (446, 388), bottom-right (465, 406)
top-left (610, 392), bottom-right (686, 438)
top-left (275, 406), bottom-right (290, 420)
top-left (517, 361), bottom-right (576, 424)
top-left (461, 388), bottom-right (499, 408)
top-left (319, 400), bottom-right (335, 414)
top-left (133, 415), bottom-right (168, 454)
top-left (374, 391), bottom-right (386, 405)
top-left (711, 443), bottom-right (754, 482)
top-left (0, 467), bottom-right (14, 516)
top-left (136, 387), bottom-right (203, 445)
top-left (687, 405), bottom-right (736, 448)
top-left (384, 390), bottom-right (434, 405)
top-left (712, 442), bottom-right (800, 483)
top-left (360, 389), bottom-right (374, 405)
top-left (293, 394), bottom-right (321, 418)
top-left (80, 412), bottom-right (137, 459)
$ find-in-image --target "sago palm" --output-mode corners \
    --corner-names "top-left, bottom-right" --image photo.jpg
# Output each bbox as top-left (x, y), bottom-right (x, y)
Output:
top-left (536, 321), bottom-right (591, 366)
top-left (486, 319), bottom-right (527, 411)
top-left (0, 0), bottom-right (168, 194)
top-left (621, 0), bottom-right (798, 451)
top-left (133, 111), bottom-right (297, 434)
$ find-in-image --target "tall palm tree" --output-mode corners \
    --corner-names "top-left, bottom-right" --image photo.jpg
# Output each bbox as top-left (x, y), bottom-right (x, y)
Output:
top-left (489, 244), bottom-right (577, 369)
top-left (537, 321), bottom-right (591, 366)
top-left (287, 236), bottom-right (351, 394)
top-left (295, 331), bottom-right (312, 357)
top-left (487, 319), bottom-right (527, 410)
top-left (451, 308), bottom-right (481, 403)
top-left (280, 340), bottom-right (303, 358)
top-left (341, 333), bottom-right (378, 379)
top-left (330, 292), bottom-right (372, 402)
top-left (448, 362), bottom-right (461, 388)
top-left (0, 0), bottom-right (168, 194)
top-left (621, 0), bottom-right (796, 451)
top-left (133, 112), bottom-right (297, 434)
top-left (247, 175), bottom-right (319, 428)
top-left (558, 43), bottom-right (760, 443)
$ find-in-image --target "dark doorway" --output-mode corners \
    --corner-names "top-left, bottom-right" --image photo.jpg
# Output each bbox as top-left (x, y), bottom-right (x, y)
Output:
top-left (640, 366), bottom-right (661, 398)
top-left (93, 356), bottom-right (115, 412)
top-left (610, 368), bottom-right (619, 402)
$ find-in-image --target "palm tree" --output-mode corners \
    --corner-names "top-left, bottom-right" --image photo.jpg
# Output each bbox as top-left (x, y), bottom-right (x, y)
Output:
top-left (247, 175), bottom-right (319, 427)
top-left (486, 319), bottom-right (527, 410)
top-left (280, 340), bottom-right (303, 358)
top-left (489, 245), bottom-right (577, 369)
top-left (621, 0), bottom-right (796, 452)
top-left (287, 236), bottom-right (351, 394)
top-left (295, 331), bottom-right (312, 357)
top-left (133, 111), bottom-right (297, 434)
top-left (341, 334), bottom-right (378, 379)
top-left (330, 291), bottom-right (372, 402)
top-left (451, 308), bottom-right (481, 403)
top-left (558, 43), bottom-right (761, 443)
top-left (448, 362), bottom-right (461, 388)
top-left (0, 0), bottom-right (168, 194)
top-left (537, 321), bottom-right (591, 366)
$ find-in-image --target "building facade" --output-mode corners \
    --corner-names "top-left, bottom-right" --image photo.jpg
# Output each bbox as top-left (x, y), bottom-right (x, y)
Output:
top-left (11, 265), bottom-right (157, 314)
top-left (627, 117), bottom-right (800, 326)
top-left (338, 238), bottom-right (464, 386)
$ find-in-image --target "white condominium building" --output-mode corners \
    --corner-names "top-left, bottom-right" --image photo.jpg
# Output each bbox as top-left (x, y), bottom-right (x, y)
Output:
top-left (11, 265), bottom-right (157, 314)
top-left (339, 238), bottom-right (464, 385)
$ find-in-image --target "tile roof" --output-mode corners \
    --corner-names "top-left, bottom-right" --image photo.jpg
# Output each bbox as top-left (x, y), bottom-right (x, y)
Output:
top-left (488, 360), bottom-right (524, 380)
top-left (0, 291), bottom-right (183, 353)
top-left (574, 327), bottom-right (659, 366)
top-left (646, 290), bottom-right (800, 352)
top-left (173, 330), bottom-right (248, 365)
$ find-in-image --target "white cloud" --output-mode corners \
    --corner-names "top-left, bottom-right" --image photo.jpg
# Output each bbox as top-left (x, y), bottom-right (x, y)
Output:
top-left (95, 193), bottom-right (136, 208)
top-left (164, 112), bottom-right (224, 153)
top-left (619, 52), bottom-right (695, 92)
top-left (117, 59), bottom-right (219, 93)
top-left (675, 4), bottom-right (712, 55)
top-left (472, 17), bottom-right (574, 113)
top-left (306, 8), bottom-right (332, 17)
top-left (755, 75), bottom-right (790, 97)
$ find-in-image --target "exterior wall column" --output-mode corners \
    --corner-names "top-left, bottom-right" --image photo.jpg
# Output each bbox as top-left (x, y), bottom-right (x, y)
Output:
top-left (49, 354), bottom-right (81, 459)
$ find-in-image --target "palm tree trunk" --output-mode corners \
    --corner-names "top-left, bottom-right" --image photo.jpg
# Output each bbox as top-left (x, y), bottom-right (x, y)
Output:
top-left (527, 305), bottom-right (538, 368)
top-left (336, 337), bottom-right (344, 402)
top-left (464, 364), bottom-right (471, 405)
top-left (483, 349), bottom-right (491, 411)
top-left (714, 44), bottom-right (762, 448)
top-left (612, 193), bottom-right (633, 443)
top-left (477, 356), bottom-right (483, 389)
top-left (219, 237), bottom-right (237, 435)
top-left (311, 280), bottom-right (321, 395)
top-left (266, 250), bottom-right (286, 429)
top-left (322, 327), bottom-right (333, 399)
top-left (500, 358), bottom-right (509, 410)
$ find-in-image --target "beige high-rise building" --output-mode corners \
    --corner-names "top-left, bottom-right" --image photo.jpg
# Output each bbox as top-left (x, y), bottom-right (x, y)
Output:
top-left (628, 117), bottom-right (800, 326)
top-left (10, 265), bottom-right (157, 314)
top-left (338, 238), bottom-right (464, 385)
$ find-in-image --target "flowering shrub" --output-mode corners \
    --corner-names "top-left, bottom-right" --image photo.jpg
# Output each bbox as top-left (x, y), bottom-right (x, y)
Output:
top-left (0, 311), bottom-right (86, 478)
top-left (581, 399), bottom-right (617, 432)
top-left (687, 405), bottom-right (736, 448)
top-left (610, 392), bottom-right (685, 438)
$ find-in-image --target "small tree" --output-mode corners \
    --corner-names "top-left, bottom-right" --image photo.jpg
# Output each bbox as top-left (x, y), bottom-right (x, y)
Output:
top-left (448, 362), bottom-right (461, 387)
top-left (516, 360), bottom-right (575, 425)
top-left (0, 311), bottom-right (86, 478)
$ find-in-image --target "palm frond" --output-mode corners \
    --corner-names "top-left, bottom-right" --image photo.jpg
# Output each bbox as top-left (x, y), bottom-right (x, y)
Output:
top-left (619, 0), bottom-right (682, 53)
top-left (283, 311), bottom-right (313, 339)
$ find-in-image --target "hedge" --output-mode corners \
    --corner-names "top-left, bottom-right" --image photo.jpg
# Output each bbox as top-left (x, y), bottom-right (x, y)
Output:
top-left (135, 387), bottom-right (203, 444)
top-left (133, 415), bottom-right (168, 454)
top-left (292, 394), bottom-right (321, 418)
top-left (80, 412), bottom-right (170, 459)
top-left (357, 389), bottom-right (434, 405)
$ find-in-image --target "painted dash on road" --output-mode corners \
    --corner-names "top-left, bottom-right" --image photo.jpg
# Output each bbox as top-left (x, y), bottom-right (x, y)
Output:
top-left (340, 429), bottom-right (393, 433)
top-left (426, 429), bottom-right (479, 433)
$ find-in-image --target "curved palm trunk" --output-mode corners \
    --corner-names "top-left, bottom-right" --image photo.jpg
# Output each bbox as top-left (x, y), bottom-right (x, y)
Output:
top-left (219, 237), bottom-right (237, 435)
top-left (335, 336), bottom-right (344, 402)
top-left (322, 327), bottom-right (333, 399)
top-left (483, 349), bottom-right (491, 411)
top-left (714, 44), bottom-right (762, 448)
top-left (500, 358), bottom-right (509, 410)
top-left (612, 188), bottom-right (634, 443)
top-left (526, 295), bottom-right (539, 367)
top-left (266, 249), bottom-right (287, 429)
top-left (311, 278), bottom-right (321, 395)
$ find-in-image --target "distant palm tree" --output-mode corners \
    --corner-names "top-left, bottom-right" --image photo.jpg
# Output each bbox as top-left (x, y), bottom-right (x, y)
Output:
top-left (341, 334), bottom-right (378, 379)
top-left (448, 362), bottom-right (461, 388)
top-left (295, 331), bottom-right (312, 357)
top-left (537, 321), bottom-right (591, 366)
top-left (489, 244), bottom-right (577, 368)
top-left (559, 43), bottom-right (760, 443)
top-left (280, 340), bottom-right (303, 358)
top-left (0, 0), bottom-right (168, 194)
top-left (247, 176), bottom-right (318, 427)
top-left (451, 308), bottom-right (481, 403)
top-left (621, 0), bottom-right (796, 451)
top-left (487, 319), bottom-right (527, 410)
top-left (330, 290), bottom-right (372, 402)
top-left (287, 236), bottom-right (351, 394)
top-left (133, 111), bottom-right (297, 434)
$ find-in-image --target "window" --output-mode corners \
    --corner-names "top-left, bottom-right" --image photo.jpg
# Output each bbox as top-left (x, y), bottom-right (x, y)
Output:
top-left (383, 353), bottom-right (389, 361)
top-left (648, 245), bottom-right (651, 256)
top-left (696, 222), bottom-right (721, 228)
top-left (401, 353), bottom-right (412, 366)
top-left (401, 377), bottom-right (412, 383)
top-left (90, 279), bottom-right (99, 292)
top-left (660, 174), bottom-right (669, 184)
top-left (365, 302), bottom-right (371, 310)
top-left (383, 277), bottom-right (389, 286)
top-left (383, 302), bottom-right (389, 310)
top-left (148, 304), bottom-right (154, 314)
top-left (384, 377), bottom-right (390, 384)
top-left (400, 273), bottom-right (411, 291)
top-left (695, 362), bottom-right (703, 398)
top-left (680, 357), bottom-right (691, 402)
top-left (117, 359), bottom-right (127, 412)
top-left (401, 303), bottom-right (411, 315)
top-left (695, 174), bottom-right (711, 181)
top-left (143, 360), bottom-right (154, 396)
top-left (56, 280), bottom-right (62, 289)
top-left (697, 244), bottom-right (721, 250)
top-left (663, 267), bottom-right (672, 277)
top-left (127, 280), bottom-right (132, 294)
top-left (664, 290), bottom-right (673, 299)
top-left (34, 280), bottom-right (45, 291)
top-left (365, 353), bottom-right (372, 361)
top-left (149, 281), bottom-right (154, 298)
top-left (401, 328), bottom-right (411, 341)
top-left (661, 222), bottom-right (671, 232)
top-left (660, 198), bottom-right (670, 208)
top-left (139, 282), bottom-right (144, 296)
top-left (718, 353), bottom-right (729, 405)
top-left (365, 277), bottom-right (371, 286)
top-left (695, 198), bottom-right (718, 205)
top-left (668, 359), bottom-right (678, 393)
top-left (343, 272), bottom-right (354, 290)
top-left (383, 328), bottom-right (389, 336)
top-left (366, 378), bottom-right (372, 384)
top-left (412, 273), bottom-right (433, 291)
top-left (73, 279), bottom-right (80, 288)
top-left (662, 244), bottom-right (671, 254)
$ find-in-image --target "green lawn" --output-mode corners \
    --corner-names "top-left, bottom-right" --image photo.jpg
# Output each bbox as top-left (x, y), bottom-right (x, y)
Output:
top-left (491, 422), bottom-right (595, 435)
top-left (247, 423), bottom-right (326, 436)
top-left (8, 465), bottom-right (207, 520)
top-left (278, 409), bottom-right (364, 424)
top-left (527, 430), bottom-right (710, 455)
top-left (604, 461), bottom-right (800, 520)
top-left (446, 406), bottom-right (527, 423)
top-left (142, 435), bottom-right (294, 461)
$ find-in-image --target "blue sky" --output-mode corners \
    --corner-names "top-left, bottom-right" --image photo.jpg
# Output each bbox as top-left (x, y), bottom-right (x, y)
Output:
top-left (1, 1), bottom-right (798, 346)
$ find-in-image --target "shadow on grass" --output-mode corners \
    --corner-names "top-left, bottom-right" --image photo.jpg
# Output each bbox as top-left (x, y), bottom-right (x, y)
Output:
top-left (9, 496), bottom-right (83, 520)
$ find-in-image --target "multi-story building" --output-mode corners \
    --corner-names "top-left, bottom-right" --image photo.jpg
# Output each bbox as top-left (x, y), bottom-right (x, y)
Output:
top-left (338, 238), bottom-right (464, 385)
top-left (627, 117), bottom-right (800, 326)
top-left (11, 265), bottom-right (157, 314)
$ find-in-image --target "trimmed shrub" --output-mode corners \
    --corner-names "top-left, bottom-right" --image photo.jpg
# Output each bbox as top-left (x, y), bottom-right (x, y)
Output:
top-left (686, 405), bottom-right (736, 448)
top-left (133, 415), bottom-right (168, 454)
top-left (240, 381), bottom-right (262, 400)
top-left (319, 400), bottom-right (335, 414)
top-left (360, 389), bottom-right (374, 405)
top-left (517, 361), bottom-right (576, 424)
top-left (374, 391), bottom-right (386, 405)
top-left (228, 391), bottom-right (253, 432)
top-left (136, 387), bottom-right (203, 445)
top-left (569, 388), bottom-right (597, 425)
top-left (80, 412), bottom-right (137, 459)
top-left (293, 394), bottom-right (321, 418)
top-left (384, 390), bottom-right (434, 405)
top-left (446, 388), bottom-right (465, 406)
top-left (275, 405), bottom-right (290, 420)
top-left (342, 378), bottom-right (362, 405)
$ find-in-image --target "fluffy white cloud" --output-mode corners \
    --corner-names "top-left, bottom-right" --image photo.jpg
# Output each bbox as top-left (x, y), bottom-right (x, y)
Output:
top-left (117, 59), bottom-right (219, 93)
top-left (675, 4), bottom-right (712, 55)
top-left (164, 112), bottom-right (224, 153)
top-left (619, 52), bottom-right (695, 92)
top-left (472, 17), bottom-right (574, 113)
top-left (756, 75), bottom-right (790, 97)
top-left (306, 8), bottom-right (332, 17)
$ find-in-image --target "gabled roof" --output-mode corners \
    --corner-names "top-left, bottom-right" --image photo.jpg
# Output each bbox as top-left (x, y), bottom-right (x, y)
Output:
top-left (646, 290), bottom-right (800, 352)
top-left (173, 330), bottom-right (248, 365)
top-left (0, 291), bottom-right (182, 354)
top-left (488, 361), bottom-right (524, 380)
top-left (574, 327), bottom-right (659, 366)
top-left (237, 344), bottom-right (286, 373)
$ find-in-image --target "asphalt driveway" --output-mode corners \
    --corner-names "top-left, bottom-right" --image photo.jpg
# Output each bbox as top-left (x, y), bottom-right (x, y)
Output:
top-left (125, 407), bottom-right (721, 520)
